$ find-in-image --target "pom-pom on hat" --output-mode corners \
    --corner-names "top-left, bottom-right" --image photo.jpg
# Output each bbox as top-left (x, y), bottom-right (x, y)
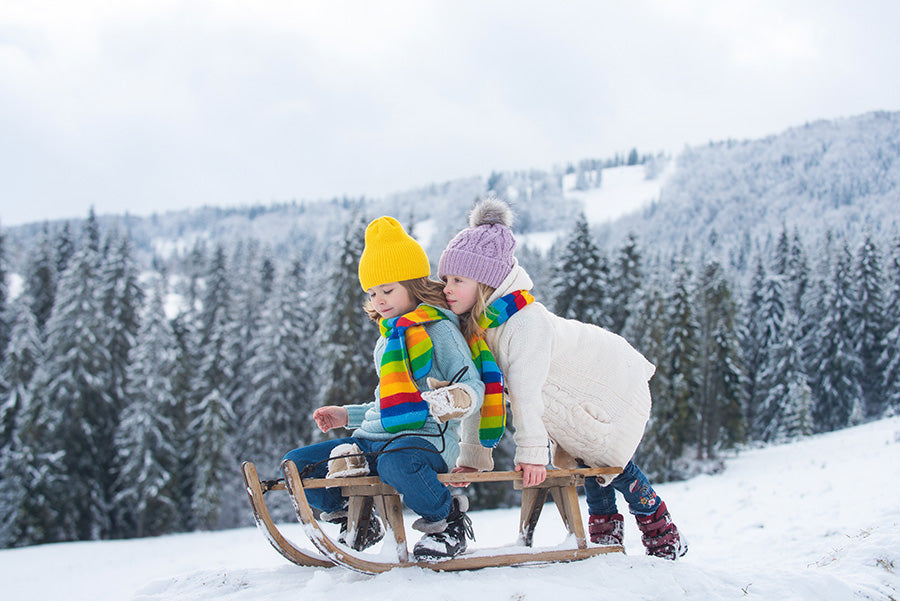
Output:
top-left (358, 216), bottom-right (431, 291)
top-left (438, 197), bottom-right (516, 289)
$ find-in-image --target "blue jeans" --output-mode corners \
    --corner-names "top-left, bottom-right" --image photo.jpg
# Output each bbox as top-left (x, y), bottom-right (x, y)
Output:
top-left (583, 460), bottom-right (661, 517)
top-left (283, 436), bottom-right (451, 522)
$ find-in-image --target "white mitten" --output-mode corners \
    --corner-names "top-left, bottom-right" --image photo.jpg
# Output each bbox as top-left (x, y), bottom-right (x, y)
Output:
top-left (326, 443), bottom-right (370, 478)
top-left (421, 377), bottom-right (474, 423)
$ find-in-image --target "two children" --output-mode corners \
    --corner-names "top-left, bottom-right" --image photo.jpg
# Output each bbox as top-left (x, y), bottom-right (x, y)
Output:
top-left (283, 203), bottom-right (686, 562)
top-left (438, 198), bottom-right (688, 560)
top-left (282, 216), bottom-right (484, 561)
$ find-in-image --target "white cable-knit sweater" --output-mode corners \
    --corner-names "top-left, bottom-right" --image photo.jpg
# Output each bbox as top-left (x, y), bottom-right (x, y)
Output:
top-left (457, 261), bottom-right (655, 480)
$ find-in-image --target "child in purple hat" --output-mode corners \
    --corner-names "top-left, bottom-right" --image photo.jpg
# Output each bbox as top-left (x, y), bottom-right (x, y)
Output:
top-left (438, 197), bottom-right (687, 560)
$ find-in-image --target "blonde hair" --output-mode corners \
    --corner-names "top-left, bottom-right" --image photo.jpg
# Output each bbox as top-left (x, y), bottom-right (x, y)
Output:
top-left (363, 277), bottom-right (449, 322)
top-left (457, 282), bottom-right (496, 342)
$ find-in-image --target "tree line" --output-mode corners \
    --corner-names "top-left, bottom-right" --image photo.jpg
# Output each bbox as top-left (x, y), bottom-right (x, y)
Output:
top-left (1, 209), bottom-right (898, 548)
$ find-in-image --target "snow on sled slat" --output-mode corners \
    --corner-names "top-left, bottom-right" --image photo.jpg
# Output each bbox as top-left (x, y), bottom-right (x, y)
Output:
top-left (298, 466), bottom-right (622, 490)
top-left (280, 460), bottom-right (624, 574)
top-left (240, 461), bottom-right (334, 568)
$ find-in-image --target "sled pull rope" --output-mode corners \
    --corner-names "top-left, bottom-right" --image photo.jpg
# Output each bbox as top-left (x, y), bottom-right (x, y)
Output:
top-left (264, 366), bottom-right (469, 490)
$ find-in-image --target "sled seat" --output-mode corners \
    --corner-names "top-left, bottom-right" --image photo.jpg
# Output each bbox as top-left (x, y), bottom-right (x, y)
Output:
top-left (298, 467), bottom-right (622, 561)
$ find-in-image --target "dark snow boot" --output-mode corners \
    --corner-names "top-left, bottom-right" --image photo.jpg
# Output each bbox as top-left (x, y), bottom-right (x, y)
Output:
top-left (323, 509), bottom-right (385, 551)
top-left (634, 501), bottom-right (687, 560)
top-left (588, 512), bottom-right (624, 546)
top-left (412, 495), bottom-right (475, 561)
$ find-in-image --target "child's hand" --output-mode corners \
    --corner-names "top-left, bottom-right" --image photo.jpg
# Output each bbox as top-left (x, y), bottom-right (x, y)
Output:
top-left (449, 465), bottom-right (478, 488)
top-left (515, 462), bottom-right (547, 488)
top-left (313, 406), bottom-right (349, 432)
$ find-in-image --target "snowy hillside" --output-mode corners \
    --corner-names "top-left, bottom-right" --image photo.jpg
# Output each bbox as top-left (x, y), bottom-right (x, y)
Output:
top-left (3, 416), bottom-right (898, 601)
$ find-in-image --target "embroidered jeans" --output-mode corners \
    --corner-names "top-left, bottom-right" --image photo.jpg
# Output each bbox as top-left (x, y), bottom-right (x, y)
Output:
top-left (283, 436), bottom-right (451, 522)
top-left (582, 460), bottom-right (662, 517)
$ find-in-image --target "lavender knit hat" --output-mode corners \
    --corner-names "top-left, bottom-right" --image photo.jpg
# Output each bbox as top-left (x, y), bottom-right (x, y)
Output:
top-left (438, 197), bottom-right (516, 288)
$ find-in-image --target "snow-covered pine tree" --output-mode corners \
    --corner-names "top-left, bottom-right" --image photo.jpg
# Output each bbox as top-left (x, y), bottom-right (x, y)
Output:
top-left (624, 272), bottom-right (672, 480)
top-left (113, 278), bottom-right (181, 538)
top-left (608, 233), bottom-right (642, 334)
top-left (241, 257), bottom-right (317, 474)
top-left (224, 240), bottom-right (267, 434)
top-left (315, 209), bottom-right (378, 411)
top-left (27, 237), bottom-right (115, 541)
top-left (0, 226), bottom-right (9, 366)
top-left (0, 296), bottom-right (46, 548)
top-left (23, 224), bottom-right (58, 333)
top-left (753, 269), bottom-right (789, 440)
top-left (801, 230), bottom-right (835, 411)
top-left (811, 243), bottom-right (865, 432)
top-left (552, 213), bottom-right (609, 327)
top-left (0, 296), bottom-right (43, 456)
top-left (694, 260), bottom-right (745, 458)
top-left (773, 315), bottom-right (814, 440)
top-left (189, 244), bottom-right (237, 530)
top-left (169, 307), bottom-right (201, 531)
top-left (644, 256), bottom-right (700, 479)
top-left (54, 222), bottom-right (76, 276)
top-left (96, 232), bottom-right (144, 537)
top-left (786, 228), bottom-right (810, 319)
top-left (739, 256), bottom-right (770, 441)
top-left (853, 235), bottom-right (887, 418)
top-left (878, 237), bottom-right (900, 415)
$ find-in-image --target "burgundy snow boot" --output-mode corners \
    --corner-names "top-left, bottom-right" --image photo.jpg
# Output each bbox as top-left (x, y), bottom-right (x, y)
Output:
top-left (588, 513), bottom-right (624, 546)
top-left (634, 501), bottom-right (687, 560)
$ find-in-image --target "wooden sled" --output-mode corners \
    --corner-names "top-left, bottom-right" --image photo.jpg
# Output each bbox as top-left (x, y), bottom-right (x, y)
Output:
top-left (244, 458), bottom-right (624, 573)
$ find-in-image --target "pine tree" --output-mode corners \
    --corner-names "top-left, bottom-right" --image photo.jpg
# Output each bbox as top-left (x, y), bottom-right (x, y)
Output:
top-left (189, 245), bottom-right (237, 530)
top-left (608, 233), bottom-right (642, 334)
top-left (811, 244), bottom-right (865, 431)
top-left (694, 261), bottom-right (745, 457)
top-left (225, 241), bottom-right (268, 434)
top-left (0, 297), bottom-right (43, 453)
top-left (753, 271), bottom-right (789, 439)
top-left (316, 210), bottom-right (378, 410)
top-left (853, 236), bottom-right (887, 417)
top-left (643, 258), bottom-right (699, 479)
top-left (241, 258), bottom-right (317, 485)
top-left (113, 279), bottom-right (181, 538)
top-left (552, 213), bottom-right (609, 327)
top-left (0, 297), bottom-right (45, 547)
top-left (775, 317), bottom-right (815, 440)
top-left (26, 239), bottom-right (115, 541)
top-left (625, 274), bottom-right (673, 480)
top-left (23, 224), bottom-right (58, 333)
top-left (0, 226), bottom-right (9, 365)
top-left (877, 237), bottom-right (900, 415)
top-left (99, 233), bottom-right (144, 416)
top-left (739, 256), bottom-right (771, 441)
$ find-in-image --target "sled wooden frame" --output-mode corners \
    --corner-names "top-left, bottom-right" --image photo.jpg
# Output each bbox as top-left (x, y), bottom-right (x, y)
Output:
top-left (243, 460), bottom-right (624, 573)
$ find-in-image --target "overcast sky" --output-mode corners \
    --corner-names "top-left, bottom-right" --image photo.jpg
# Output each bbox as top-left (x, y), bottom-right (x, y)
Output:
top-left (2, 0), bottom-right (898, 226)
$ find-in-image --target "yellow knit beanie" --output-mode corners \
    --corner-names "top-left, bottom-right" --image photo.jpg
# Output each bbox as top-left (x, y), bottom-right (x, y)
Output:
top-left (358, 216), bottom-right (431, 291)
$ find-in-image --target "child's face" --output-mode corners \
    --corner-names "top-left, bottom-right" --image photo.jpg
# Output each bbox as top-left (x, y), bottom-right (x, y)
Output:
top-left (442, 275), bottom-right (480, 315)
top-left (367, 282), bottom-right (417, 319)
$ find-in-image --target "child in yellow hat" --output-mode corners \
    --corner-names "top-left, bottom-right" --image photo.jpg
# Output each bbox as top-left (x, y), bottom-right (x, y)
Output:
top-left (283, 216), bottom-right (485, 560)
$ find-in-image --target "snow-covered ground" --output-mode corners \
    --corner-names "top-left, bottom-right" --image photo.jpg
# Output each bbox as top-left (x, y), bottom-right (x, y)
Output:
top-left (3, 416), bottom-right (899, 601)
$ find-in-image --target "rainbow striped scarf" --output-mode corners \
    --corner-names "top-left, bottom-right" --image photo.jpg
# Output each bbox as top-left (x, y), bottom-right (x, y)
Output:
top-left (471, 289), bottom-right (535, 447)
top-left (378, 305), bottom-right (448, 433)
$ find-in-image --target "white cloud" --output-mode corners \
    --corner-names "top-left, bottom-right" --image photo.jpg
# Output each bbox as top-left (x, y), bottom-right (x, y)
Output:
top-left (1, 0), bottom-right (898, 226)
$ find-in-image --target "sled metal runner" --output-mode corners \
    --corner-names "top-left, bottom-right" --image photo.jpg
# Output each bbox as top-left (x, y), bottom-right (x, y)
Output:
top-left (243, 459), bottom-right (624, 573)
